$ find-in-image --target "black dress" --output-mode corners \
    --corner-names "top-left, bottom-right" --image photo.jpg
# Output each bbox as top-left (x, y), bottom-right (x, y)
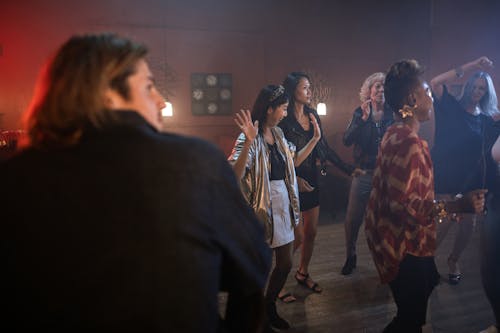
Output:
top-left (279, 106), bottom-right (354, 211)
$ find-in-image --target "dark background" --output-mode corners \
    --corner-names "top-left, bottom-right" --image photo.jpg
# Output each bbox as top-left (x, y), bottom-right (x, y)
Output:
top-left (1, 0), bottom-right (499, 217)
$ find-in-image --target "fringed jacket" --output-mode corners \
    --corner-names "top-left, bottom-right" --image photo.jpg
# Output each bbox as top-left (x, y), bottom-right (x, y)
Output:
top-left (228, 127), bottom-right (301, 242)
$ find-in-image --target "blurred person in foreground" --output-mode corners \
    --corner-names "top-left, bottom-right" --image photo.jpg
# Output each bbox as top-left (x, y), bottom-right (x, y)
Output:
top-left (479, 132), bottom-right (500, 333)
top-left (0, 33), bottom-right (271, 333)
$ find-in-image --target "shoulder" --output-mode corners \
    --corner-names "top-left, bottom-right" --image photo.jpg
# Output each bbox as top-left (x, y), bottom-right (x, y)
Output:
top-left (305, 106), bottom-right (319, 118)
top-left (0, 147), bottom-right (37, 178)
top-left (384, 124), bottom-right (419, 147)
top-left (151, 132), bottom-right (229, 177)
top-left (353, 107), bottom-right (363, 116)
top-left (273, 126), bottom-right (285, 138)
top-left (383, 104), bottom-right (394, 116)
top-left (305, 106), bottom-right (322, 126)
top-left (279, 115), bottom-right (294, 129)
top-left (167, 132), bottom-right (225, 158)
top-left (435, 85), bottom-right (459, 107)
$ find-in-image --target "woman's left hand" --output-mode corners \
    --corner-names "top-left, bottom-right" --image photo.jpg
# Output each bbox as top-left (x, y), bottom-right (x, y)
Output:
top-left (310, 113), bottom-right (321, 142)
top-left (465, 189), bottom-right (488, 214)
top-left (351, 168), bottom-right (366, 177)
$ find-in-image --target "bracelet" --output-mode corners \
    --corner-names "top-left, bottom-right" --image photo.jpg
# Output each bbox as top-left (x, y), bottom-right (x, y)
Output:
top-left (433, 199), bottom-right (448, 223)
top-left (454, 67), bottom-right (464, 79)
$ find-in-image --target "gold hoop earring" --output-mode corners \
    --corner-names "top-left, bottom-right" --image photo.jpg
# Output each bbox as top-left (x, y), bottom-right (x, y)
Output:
top-left (399, 104), bottom-right (417, 119)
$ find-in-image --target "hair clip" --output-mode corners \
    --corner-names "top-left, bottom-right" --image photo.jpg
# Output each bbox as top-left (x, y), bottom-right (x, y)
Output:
top-left (270, 85), bottom-right (285, 102)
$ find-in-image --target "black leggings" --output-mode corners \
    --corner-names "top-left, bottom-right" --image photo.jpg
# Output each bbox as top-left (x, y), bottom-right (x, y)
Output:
top-left (481, 196), bottom-right (500, 327)
top-left (265, 242), bottom-right (293, 303)
top-left (384, 255), bottom-right (440, 333)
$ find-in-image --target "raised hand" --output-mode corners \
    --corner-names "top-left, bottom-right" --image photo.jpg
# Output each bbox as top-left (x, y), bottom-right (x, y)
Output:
top-left (474, 56), bottom-right (494, 71)
top-left (235, 109), bottom-right (258, 143)
top-left (309, 113), bottom-right (321, 142)
top-left (360, 100), bottom-right (371, 121)
top-left (351, 168), bottom-right (366, 177)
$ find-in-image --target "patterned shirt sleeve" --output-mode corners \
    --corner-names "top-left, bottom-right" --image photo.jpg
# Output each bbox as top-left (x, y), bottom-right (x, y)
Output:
top-left (386, 135), bottom-right (434, 226)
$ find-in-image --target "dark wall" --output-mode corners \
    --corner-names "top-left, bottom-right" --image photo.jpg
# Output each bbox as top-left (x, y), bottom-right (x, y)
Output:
top-left (1, 0), bottom-right (499, 213)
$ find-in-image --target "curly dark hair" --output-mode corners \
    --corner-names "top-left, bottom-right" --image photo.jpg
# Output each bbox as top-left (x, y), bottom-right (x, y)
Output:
top-left (384, 59), bottom-right (424, 113)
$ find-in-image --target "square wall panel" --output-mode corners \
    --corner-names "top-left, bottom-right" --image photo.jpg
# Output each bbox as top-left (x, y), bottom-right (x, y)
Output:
top-left (191, 73), bottom-right (232, 116)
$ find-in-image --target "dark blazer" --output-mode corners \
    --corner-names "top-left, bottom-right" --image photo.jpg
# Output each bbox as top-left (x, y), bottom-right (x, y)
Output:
top-left (0, 111), bottom-right (271, 333)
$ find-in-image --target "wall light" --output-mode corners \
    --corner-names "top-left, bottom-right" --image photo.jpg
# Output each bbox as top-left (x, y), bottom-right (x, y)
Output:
top-left (317, 102), bottom-right (327, 116)
top-left (161, 101), bottom-right (173, 117)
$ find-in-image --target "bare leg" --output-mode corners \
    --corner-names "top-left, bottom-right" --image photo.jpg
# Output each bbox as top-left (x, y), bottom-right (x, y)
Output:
top-left (293, 216), bottom-right (303, 253)
top-left (295, 205), bottom-right (322, 292)
top-left (435, 194), bottom-right (456, 249)
top-left (448, 214), bottom-right (474, 275)
top-left (297, 206), bottom-right (319, 275)
top-left (436, 219), bottom-right (453, 248)
top-left (278, 218), bottom-right (303, 302)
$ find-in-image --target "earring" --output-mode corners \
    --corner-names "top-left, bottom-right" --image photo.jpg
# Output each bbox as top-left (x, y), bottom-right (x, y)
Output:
top-left (399, 104), bottom-right (416, 119)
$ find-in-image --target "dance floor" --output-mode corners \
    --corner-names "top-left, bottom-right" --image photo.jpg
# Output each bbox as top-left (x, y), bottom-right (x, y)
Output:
top-left (222, 211), bottom-right (495, 333)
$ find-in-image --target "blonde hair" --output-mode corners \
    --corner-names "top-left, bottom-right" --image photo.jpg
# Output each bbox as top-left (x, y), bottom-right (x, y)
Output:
top-left (24, 33), bottom-right (148, 149)
top-left (359, 72), bottom-right (385, 103)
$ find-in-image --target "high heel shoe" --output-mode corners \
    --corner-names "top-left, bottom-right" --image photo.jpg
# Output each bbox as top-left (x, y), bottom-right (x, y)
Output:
top-left (266, 301), bottom-right (290, 330)
top-left (447, 256), bottom-right (461, 285)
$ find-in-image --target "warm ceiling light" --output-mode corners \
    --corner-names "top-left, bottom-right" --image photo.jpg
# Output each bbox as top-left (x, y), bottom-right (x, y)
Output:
top-left (161, 102), bottom-right (173, 117)
top-left (317, 102), bottom-right (326, 115)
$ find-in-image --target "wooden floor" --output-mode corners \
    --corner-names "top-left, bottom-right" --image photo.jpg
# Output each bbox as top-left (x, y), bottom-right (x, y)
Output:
top-left (223, 211), bottom-right (496, 333)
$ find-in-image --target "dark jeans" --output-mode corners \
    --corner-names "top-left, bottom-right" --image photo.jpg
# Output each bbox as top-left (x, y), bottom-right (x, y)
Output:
top-left (481, 195), bottom-right (500, 327)
top-left (383, 255), bottom-right (440, 333)
top-left (344, 172), bottom-right (372, 258)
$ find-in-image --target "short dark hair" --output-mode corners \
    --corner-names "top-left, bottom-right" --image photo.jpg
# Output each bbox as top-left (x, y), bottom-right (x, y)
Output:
top-left (251, 85), bottom-right (289, 132)
top-left (384, 59), bottom-right (424, 113)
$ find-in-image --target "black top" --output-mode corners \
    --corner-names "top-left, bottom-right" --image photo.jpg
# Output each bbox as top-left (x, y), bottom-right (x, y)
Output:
top-left (268, 142), bottom-right (286, 180)
top-left (343, 103), bottom-right (393, 170)
top-left (0, 111), bottom-right (271, 333)
top-left (279, 106), bottom-right (354, 187)
top-left (432, 86), bottom-right (499, 194)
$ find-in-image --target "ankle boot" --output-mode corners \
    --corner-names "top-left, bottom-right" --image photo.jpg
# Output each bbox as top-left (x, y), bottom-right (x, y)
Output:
top-left (266, 301), bottom-right (290, 330)
top-left (341, 255), bottom-right (357, 275)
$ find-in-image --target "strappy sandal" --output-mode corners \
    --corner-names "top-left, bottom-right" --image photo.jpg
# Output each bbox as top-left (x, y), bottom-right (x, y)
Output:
top-left (295, 270), bottom-right (322, 293)
top-left (448, 273), bottom-right (462, 285)
top-left (278, 292), bottom-right (296, 303)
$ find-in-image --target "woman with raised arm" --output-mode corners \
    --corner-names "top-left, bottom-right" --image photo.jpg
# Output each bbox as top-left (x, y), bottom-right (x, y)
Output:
top-left (430, 56), bottom-right (499, 285)
top-left (228, 84), bottom-right (320, 331)
top-left (279, 72), bottom-right (363, 293)
top-left (365, 59), bottom-right (486, 333)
